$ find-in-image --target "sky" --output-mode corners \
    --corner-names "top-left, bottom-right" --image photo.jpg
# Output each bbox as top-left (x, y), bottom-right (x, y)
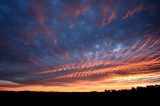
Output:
top-left (0, 0), bottom-right (160, 92)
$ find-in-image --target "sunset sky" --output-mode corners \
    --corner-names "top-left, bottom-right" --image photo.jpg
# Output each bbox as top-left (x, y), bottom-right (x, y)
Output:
top-left (0, 0), bottom-right (160, 92)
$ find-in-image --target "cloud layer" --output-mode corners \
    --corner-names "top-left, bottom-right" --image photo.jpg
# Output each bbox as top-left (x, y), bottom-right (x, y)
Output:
top-left (0, 0), bottom-right (160, 91)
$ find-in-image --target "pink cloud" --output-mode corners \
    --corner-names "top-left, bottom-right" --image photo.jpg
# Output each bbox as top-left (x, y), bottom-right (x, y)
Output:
top-left (122, 6), bottom-right (145, 20)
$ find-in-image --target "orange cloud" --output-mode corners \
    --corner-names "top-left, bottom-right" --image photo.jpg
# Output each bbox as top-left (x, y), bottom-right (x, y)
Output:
top-left (122, 6), bottom-right (145, 20)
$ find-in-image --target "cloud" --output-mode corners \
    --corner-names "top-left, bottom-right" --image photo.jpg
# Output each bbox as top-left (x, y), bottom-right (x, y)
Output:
top-left (0, 80), bottom-right (20, 86)
top-left (0, 0), bottom-right (160, 91)
top-left (122, 6), bottom-right (145, 20)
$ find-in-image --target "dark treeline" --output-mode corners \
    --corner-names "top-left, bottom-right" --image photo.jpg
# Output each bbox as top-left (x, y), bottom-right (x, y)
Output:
top-left (0, 85), bottom-right (160, 97)
top-left (0, 85), bottom-right (160, 105)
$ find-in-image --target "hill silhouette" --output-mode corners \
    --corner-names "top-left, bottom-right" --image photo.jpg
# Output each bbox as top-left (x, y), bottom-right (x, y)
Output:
top-left (1, 85), bottom-right (159, 105)
top-left (0, 85), bottom-right (160, 97)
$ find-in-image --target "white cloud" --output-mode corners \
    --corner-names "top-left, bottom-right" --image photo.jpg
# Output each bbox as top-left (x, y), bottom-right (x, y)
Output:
top-left (114, 44), bottom-right (123, 52)
top-left (0, 80), bottom-right (20, 86)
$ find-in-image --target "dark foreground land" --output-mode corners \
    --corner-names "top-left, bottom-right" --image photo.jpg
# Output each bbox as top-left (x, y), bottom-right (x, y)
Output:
top-left (0, 85), bottom-right (160, 105)
top-left (0, 85), bottom-right (160, 97)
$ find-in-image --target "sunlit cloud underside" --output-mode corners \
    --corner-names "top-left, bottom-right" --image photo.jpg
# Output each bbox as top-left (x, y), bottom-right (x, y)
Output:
top-left (0, 0), bottom-right (160, 92)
